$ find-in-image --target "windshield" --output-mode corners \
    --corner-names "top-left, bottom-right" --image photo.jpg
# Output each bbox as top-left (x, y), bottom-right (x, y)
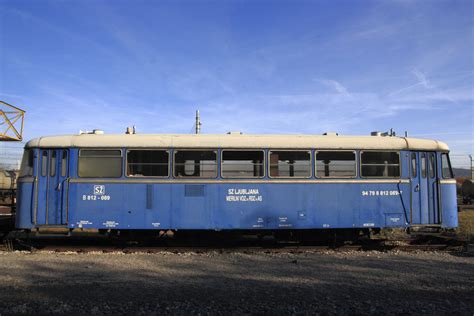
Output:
top-left (19, 149), bottom-right (34, 177)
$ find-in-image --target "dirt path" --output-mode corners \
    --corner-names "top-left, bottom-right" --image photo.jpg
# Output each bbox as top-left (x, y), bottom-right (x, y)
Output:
top-left (0, 250), bottom-right (472, 315)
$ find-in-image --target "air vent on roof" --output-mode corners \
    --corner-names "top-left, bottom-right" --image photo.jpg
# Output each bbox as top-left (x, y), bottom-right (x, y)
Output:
top-left (79, 129), bottom-right (104, 135)
top-left (371, 129), bottom-right (396, 137)
top-left (125, 126), bottom-right (136, 134)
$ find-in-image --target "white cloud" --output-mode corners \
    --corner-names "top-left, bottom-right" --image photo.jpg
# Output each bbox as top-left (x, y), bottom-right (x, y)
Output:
top-left (412, 69), bottom-right (432, 89)
top-left (316, 79), bottom-right (350, 95)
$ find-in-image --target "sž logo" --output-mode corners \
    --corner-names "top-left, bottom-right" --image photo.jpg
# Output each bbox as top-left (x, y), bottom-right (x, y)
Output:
top-left (93, 185), bottom-right (105, 195)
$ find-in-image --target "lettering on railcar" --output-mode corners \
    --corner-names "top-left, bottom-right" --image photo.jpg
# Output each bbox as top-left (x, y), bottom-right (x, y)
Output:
top-left (361, 190), bottom-right (402, 197)
top-left (103, 221), bottom-right (119, 228)
top-left (252, 217), bottom-right (265, 228)
top-left (83, 185), bottom-right (111, 201)
top-left (226, 188), bottom-right (263, 202)
top-left (278, 216), bottom-right (292, 227)
top-left (94, 185), bottom-right (105, 195)
top-left (76, 220), bottom-right (93, 228)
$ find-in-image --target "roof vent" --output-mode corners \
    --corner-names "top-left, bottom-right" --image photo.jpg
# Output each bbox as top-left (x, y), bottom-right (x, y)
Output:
top-left (125, 126), bottom-right (136, 134)
top-left (79, 129), bottom-right (104, 135)
top-left (323, 132), bottom-right (338, 136)
top-left (371, 129), bottom-right (396, 137)
top-left (227, 131), bottom-right (243, 135)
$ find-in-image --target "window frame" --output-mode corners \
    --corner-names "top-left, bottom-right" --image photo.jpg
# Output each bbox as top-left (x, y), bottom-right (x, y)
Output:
top-left (268, 149), bottom-right (312, 179)
top-left (50, 150), bottom-right (57, 177)
top-left (61, 150), bottom-right (68, 177)
top-left (441, 153), bottom-right (454, 179)
top-left (359, 150), bottom-right (401, 179)
top-left (78, 148), bottom-right (123, 178)
top-left (221, 149), bottom-right (266, 179)
top-left (19, 149), bottom-right (35, 178)
top-left (315, 150), bottom-right (357, 179)
top-left (125, 149), bottom-right (170, 178)
top-left (410, 152), bottom-right (417, 178)
top-left (429, 153), bottom-right (436, 179)
top-left (173, 149), bottom-right (218, 179)
top-left (41, 150), bottom-right (48, 177)
top-left (421, 153), bottom-right (427, 178)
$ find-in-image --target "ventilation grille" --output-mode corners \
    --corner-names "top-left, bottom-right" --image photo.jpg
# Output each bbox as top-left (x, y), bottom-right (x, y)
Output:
top-left (185, 185), bottom-right (205, 197)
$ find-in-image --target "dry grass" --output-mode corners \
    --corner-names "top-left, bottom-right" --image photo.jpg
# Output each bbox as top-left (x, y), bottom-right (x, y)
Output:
top-left (458, 211), bottom-right (474, 242)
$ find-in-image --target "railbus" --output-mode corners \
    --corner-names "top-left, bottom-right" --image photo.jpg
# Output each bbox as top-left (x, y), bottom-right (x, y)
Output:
top-left (15, 132), bottom-right (458, 238)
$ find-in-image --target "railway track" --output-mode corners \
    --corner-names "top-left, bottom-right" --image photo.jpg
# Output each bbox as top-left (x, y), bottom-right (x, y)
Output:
top-left (1, 237), bottom-right (468, 254)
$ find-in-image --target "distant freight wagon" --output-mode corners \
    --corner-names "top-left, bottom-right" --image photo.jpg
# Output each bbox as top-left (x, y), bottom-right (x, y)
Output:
top-left (0, 170), bottom-right (17, 229)
top-left (15, 131), bottom-right (458, 237)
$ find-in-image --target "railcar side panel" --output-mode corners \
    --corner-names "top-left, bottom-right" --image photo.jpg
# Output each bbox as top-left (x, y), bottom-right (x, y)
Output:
top-left (15, 178), bottom-right (35, 229)
top-left (172, 184), bottom-right (213, 229)
top-left (70, 183), bottom-right (171, 230)
top-left (440, 182), bottom-right (457, 228)
top-left (66, 182), bottom-right (410, 230)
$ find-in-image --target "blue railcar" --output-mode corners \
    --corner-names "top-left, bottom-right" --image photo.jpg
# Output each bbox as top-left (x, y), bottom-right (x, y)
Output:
top-left (15, 132), bottom-right (458, 235)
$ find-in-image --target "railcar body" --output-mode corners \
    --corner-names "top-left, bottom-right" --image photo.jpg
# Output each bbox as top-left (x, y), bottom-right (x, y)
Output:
top-left (15, 133), bottom-right (458, 234)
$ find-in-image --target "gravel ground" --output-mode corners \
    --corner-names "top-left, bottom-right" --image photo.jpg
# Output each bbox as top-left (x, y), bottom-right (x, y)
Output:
top-left (0, 250), bottom-right (472, 315)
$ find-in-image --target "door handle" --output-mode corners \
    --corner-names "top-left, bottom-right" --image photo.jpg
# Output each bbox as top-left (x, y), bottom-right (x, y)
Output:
top-left (414, 184), bottom-right (420, 192)
top-left (56, 177), bottom-right (70, 191)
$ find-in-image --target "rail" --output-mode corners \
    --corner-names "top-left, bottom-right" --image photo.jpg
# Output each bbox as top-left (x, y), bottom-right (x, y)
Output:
top-left (1, 234), bottom-right (469, 253)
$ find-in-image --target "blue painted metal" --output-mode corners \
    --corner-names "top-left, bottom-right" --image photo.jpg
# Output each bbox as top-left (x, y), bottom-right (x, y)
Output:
top-left (15, 181), bottom-right (34, 228)
top-left (36, 149), bottom-right (48, 225)
top-left (14, 147), bottom-right (459, 231)
top-left (64, 181), bottom-right (409, 230)
top-left (427, 152), bottom-right (439, 224)
top-left (411, 152), bottom-right (440, 225)
top-left (34, 149), bottom-right (68, 225)
top-left (440, 183), bottom-right (457, 228)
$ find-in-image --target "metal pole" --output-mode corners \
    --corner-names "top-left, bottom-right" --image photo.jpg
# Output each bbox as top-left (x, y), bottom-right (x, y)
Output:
top-left (195, 110), bottom-right (201, 134)
top-left (469, 154), bottom-right (473, 179)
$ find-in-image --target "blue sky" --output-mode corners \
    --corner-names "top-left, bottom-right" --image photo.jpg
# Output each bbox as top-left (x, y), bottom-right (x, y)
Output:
top-left (0, 0), bottom-right (472, 158)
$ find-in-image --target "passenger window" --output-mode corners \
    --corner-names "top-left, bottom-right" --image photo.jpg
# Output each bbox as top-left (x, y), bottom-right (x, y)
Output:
top-left (316, 151), bottom-right (356, 178)
top-left (269, 151), bottom-right (311, 178)
top-left (61, 150), bottom-right (68, 177)
top-left (361, 151), bottom-right (400, 177)
top-left (411, 153), bottom-right (417, 178)
top-left (421, 154), bottom-right (426, 178)
top-left (222, 150), bottom-right (264, 178)
top-left (19, 149), bottom-right (34, 177)
top-left (174, 150), bottom-right (217, 178)
top-left (41, 151), bottom-right (48, 177)
top-left (50, 151), bottom-right (56, 177)
top-left (441, 153), bottom-right (454, 178)
top-left (127, 150), bottom-right (169, 177)
top-left (78, 150), bottom-right (122, 178)
top-left (429, 154), bottom-right (435, 178)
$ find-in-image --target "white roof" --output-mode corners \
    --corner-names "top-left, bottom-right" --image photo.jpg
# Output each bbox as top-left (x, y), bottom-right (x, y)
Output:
top-left (24, 133), bottom-right (450, 151)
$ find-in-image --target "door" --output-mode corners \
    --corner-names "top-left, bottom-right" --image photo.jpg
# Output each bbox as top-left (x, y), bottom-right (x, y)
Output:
top-left (410, 152), bottom-right (439, 225)
top-left (36, 149), bottom-right (69, 225)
